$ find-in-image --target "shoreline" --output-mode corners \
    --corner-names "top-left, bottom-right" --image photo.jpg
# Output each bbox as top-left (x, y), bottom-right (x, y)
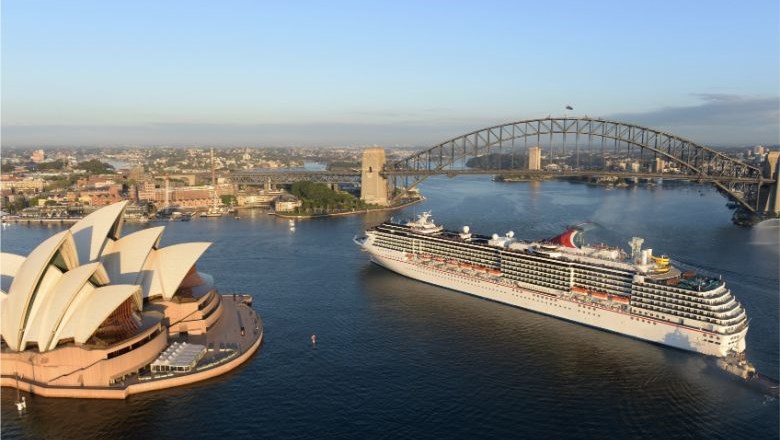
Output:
top-left (272, 196), bottom-right (425, 219)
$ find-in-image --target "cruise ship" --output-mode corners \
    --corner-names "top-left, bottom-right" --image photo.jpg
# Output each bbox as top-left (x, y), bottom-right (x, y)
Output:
top-left (354, 212), bottom-right (749, 358)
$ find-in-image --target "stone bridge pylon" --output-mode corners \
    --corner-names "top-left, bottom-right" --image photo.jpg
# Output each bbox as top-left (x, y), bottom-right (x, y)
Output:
top-left (360, 147), bottom-right (389, 206)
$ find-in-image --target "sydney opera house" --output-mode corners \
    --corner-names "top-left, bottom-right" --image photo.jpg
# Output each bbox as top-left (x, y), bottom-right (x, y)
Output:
top-left (1, 201), bottom-right (262, 399)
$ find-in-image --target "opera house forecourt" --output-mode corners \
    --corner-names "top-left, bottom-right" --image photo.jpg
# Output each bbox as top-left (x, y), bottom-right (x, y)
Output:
top-left (0, 201), bottom-right (263, 399)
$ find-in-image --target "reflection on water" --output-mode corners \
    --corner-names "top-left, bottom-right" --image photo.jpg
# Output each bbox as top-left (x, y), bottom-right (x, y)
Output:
top-left (1, 178), bottom-right (777, 440)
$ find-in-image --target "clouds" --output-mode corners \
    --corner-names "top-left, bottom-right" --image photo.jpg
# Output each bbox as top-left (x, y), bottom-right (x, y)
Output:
top-left (607, 94), bottom-right (779, 146)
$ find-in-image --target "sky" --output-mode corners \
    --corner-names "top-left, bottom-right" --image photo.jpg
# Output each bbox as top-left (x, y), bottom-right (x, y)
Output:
top-left (1, 0), bottom-right (778, 147)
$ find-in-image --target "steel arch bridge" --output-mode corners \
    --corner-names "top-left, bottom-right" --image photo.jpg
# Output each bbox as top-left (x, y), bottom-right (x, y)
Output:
top-left (385, 117), bottom-right (770, 212)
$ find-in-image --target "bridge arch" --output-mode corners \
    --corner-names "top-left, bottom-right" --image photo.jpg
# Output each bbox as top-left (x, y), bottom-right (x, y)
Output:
top-left (385, 117), bottom-right (768, 212)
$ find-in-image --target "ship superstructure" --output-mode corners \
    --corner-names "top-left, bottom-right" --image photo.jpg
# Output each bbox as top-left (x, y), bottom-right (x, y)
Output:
top-left (354, 212), bottom-right (748, 357)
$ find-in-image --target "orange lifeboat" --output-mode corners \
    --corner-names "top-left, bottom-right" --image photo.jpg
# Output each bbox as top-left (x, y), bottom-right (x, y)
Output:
top-left (591, 291), bottom-right (609, 300)
top-left (610, 295), bottom-right (630, 304)
top-left (571, 286), bottom-right (588, 294)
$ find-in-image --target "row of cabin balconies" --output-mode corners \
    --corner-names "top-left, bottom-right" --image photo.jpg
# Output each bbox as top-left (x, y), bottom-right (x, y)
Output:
top-left (631, 295), bottom-right (742, 319)
top-left (505, 272), bottom-right (569, 290)
top-left (641, 278), bottom-right (726, 296)
top-left (502, 266), bottom-right (569, 284)
top-left (564, 258), bottom-right (635, 276)
top-left (574, 269), bottom-right (634, 284)
top-left (629, 299), bottom-right (745, 326)
top-left (573, 279), bottom-right (633, 296)
top-left (632, 284), bottom-right (732, 307)
top-left (630, 307), bottom-right (731, 334)
top-left (382, 229), bottom-right (499, 255)
top-left (573, 274), bottom-right (633, 289)
top-left (632, 289), bottom-right (736, 312)
top-left (630, 304), bottom-right (747, 334)
top-left (417, 243), bottom-right (497, 261)
top-left (504, 262), bottom-right (569, 277)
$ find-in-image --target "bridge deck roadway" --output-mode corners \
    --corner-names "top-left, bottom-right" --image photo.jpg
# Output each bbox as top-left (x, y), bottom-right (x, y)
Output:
top-left (381, 169), bottom-right (771, 184)
top-left (230, 170), bottom-right (770, 185)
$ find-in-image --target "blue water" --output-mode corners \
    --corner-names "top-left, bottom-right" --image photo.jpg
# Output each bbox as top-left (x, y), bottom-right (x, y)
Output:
top-left (2, 178), bottom-right (778, 439)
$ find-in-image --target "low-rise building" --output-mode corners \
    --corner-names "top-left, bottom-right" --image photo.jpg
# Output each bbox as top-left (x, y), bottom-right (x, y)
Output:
top-left (274, 194), bottom-right (302, 212)
top-left (0, 176), bottom-right (46, 193)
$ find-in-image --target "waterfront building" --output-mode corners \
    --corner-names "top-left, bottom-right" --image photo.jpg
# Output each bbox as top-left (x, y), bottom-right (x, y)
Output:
top-left (0, 176), bottom-right (46, 193)
top-left (655, 158), bottom-right (666, 173)
top-left (274, 194), bottom-right (303, 212)
top-left (0, 201), bottom-right (262, 398)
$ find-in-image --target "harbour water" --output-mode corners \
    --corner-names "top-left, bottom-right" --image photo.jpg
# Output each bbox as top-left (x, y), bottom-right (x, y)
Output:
top-left (1, 177), bottom-right (778, 439)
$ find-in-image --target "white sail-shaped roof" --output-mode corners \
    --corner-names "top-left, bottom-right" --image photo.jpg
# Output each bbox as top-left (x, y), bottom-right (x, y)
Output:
top-left (20, 262), bottom-right (108, 351)
top-left (56, 284), bottom-right (141, 345)
top-left (70, 200), bottom-right (128, 265)
top-left (2, 202), bottom-right (214, 352)
top-left (141, 242), bottom-right (211, 300)
top-left (100, 226), bottom-right (164, 286)
top-left (1, 231), bottom-right (78, 351)
top-left (1, 252), bottom-right (26, 292)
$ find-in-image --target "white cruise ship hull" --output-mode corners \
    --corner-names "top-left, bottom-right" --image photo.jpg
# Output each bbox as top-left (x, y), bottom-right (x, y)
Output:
top-left (363, 243), bottom-right (745, 358)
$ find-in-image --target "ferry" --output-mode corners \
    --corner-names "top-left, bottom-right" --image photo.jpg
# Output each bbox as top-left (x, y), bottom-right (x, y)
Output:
top-left (354, 212), bottom-right (749, 358)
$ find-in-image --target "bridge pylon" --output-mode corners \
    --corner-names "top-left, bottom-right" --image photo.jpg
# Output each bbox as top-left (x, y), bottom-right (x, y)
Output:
top-left (360, 148), bottom-right (389, 206)
top-left (762, 151), bottom-right (780, 215)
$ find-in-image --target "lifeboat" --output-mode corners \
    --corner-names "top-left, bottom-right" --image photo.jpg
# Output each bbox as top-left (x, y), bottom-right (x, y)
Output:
top-left (434, 256), bottom-right (445, 262)
top-left (571, 286), bottom-right (588, 294)
top-left (447, 259), bottom-right (459, 265)
top-left (420, 254), bottom-right (432, 260)
top-left (610, 295), bottom-right (630, 304)
top-left (405, 253), bottom-right (414, 259)
top-left (488, 269), bottom-right (502, 276)
top-left (591, 291), bottom-right (609, 300)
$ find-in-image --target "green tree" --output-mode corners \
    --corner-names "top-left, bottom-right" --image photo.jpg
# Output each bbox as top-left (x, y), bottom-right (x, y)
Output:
top-left (75, 159), bottom-right (114, 174)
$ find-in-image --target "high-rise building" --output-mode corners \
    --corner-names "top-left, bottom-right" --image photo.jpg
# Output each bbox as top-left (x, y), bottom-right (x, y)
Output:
top-left (31, 149), bottom-right (45, 163)
top-left (528, 146), bottom-right (542, 170)
top-left (655, 158), bottom-right (666, 173)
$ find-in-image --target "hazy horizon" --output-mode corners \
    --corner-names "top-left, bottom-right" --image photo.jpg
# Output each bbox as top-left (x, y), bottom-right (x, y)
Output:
top-left (2, 1), bottom-right (778, 148)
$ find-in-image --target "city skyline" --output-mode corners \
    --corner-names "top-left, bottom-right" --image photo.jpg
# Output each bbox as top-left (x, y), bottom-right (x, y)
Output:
top-left (2, 0), bottom-right (778, 147)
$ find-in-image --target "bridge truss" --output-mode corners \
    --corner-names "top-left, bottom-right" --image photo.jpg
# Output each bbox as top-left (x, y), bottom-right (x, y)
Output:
top-left (386, 117), bottom-right (769, 212)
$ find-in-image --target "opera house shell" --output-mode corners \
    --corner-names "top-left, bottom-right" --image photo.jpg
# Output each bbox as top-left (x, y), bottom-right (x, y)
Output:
top-left (1, 201), bottom-right (262, 399)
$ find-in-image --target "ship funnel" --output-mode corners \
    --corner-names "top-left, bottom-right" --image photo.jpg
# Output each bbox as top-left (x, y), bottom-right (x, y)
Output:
top-left (629, 237), bottom-right (644, 262)
top-left (641, 249), bottom-right (652, 266)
